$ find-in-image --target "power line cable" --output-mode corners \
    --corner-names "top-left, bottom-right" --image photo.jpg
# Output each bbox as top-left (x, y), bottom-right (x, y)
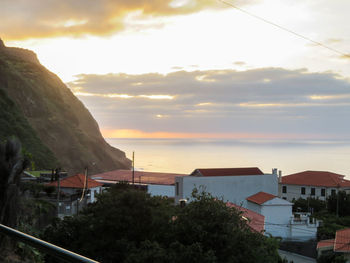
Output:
top-left (218, 0), bottom-right (350, 59)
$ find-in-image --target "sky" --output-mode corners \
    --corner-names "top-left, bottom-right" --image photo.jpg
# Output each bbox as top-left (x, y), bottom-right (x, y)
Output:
top-left (2, 0), bottom-right (350, 140)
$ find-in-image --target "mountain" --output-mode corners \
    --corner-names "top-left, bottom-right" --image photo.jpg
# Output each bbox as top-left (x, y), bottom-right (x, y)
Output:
top-left (0, 39), bottom-right (131, 175)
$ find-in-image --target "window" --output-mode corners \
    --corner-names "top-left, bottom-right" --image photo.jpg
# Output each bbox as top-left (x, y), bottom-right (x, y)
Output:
top-left (176, 182), bottom-right (179, 196)
top-left (321, 189), bottom-right (326, 197)
top-left (331, 189), bottom-right (336, 196)
top-left (282, 197), bottom-right (287, 200)
top-left (282, 186), bottom-right (287, 193)
top-left (301, 187), bottom-right (305, 195)
top-left (311, 188), bottom-right (315, 196)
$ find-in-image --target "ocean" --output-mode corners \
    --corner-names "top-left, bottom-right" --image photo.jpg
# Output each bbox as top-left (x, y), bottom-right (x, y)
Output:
top-left (106, 138), bottom-right (350, 177)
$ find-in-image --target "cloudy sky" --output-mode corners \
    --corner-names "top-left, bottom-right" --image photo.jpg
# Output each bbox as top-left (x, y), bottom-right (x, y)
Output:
top-left (3, 0), bottom-right (350, 140)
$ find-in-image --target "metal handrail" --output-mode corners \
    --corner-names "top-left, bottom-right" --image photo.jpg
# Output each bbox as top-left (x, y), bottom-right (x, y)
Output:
top-left (0, 224), bottom-right (99, 263)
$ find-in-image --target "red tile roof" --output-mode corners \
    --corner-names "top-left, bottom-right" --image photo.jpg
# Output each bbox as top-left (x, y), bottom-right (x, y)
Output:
top-left (227, 202), bottom-right (265, 233)
top-left (246, 192), bottom-right (276, 205)
top-left (317, 239), bottom-right (334, 249)
top-left (334, 228), bottom-right (350, 252)
top-left (47, 174), bottom-right (102, 189)
top-left (192, 167), bottom-right (264, 177)
top-left (91, 170), bottom-right (186, 185)
top-left (281, 170), bottom-right (350, 187)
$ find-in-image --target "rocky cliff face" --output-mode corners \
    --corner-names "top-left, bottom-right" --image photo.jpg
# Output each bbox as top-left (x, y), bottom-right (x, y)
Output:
top-left (0, 40), bottom-right (131, 174)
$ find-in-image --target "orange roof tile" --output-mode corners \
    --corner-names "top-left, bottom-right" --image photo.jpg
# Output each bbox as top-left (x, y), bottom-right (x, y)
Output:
top-left (281, 170), bottom-right (350, 187)
top-left (246, 192), bottom-right (276, 205)
top-left (334, 228), bottom-right (350, 252)
top-left (192, 167), bottom-right (264, 177)
top-left (227, 202), bottom-right (265, 233)
top-left (317, 239), bottom-right (334, 249)
top-left (91, 170), bottom-right (187, 185)
top-left (47, 174), bottom-right (102, 189)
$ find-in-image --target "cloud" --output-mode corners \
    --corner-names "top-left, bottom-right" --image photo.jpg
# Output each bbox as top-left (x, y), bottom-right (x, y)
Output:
top-left (68, 67), bottom-right (350, 138)
top-left (0, 0), bottom-right (254, 40)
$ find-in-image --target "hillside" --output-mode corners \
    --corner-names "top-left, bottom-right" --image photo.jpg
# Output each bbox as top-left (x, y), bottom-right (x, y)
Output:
top-left (0, 39), bottom-right (131, 174)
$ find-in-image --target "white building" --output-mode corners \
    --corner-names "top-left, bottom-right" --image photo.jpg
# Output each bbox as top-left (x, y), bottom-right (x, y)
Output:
top-left (246, 192), bottom-right (319, 240)
top-left (175, 167), bottom-right (278, 206)
top-left (91, 169), bottom-right (187, 197)
top-left (279, 170), bottom-right (350, 202)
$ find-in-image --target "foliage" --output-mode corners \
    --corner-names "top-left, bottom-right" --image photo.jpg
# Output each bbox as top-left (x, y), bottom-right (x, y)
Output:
top-left (317, 253), bottom-right (346, 263)
top-left (327, 191), bottom-right (350, 216)
top-left (0, 87), bottom-right (58, 170)
top-left (20, 181), bottom-right (44, 198)
top-left (43, 185), bottom-right (55, 197)
top-left (292, 197), bottom-right (326, 213)
top-left (315, 212), bottom-right (350, 240)
top-left (43, 184), bottom-right (282, 263)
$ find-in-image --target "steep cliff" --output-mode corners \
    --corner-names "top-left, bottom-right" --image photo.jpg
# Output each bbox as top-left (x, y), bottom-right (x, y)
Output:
top-left (0, 39), bottom-right (131, 174)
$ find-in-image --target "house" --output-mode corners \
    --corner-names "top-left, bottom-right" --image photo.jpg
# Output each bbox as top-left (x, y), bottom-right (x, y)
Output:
top-left (227, 202), bottom-right (265, 233)
top-left (246, 192), bottom-right (319, 240)
top-left (279, 170), bottom-right (350, 201)
top-left (91, 169), bottom-right (187, 197)
top-left (317, 228), bottom-right (350, 262)
top-left (175, 167), bottom-right (278, 205)
top-left (46, 174), bottom-right (103, 217)
top-left (47, 173), bottom-right (103, 203)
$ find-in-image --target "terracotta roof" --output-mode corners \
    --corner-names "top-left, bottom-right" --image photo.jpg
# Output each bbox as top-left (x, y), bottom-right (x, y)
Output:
top-left (246, 192), bottom-right (276, 205)
top-left (334, 228), bottom-right (350, 252)
top-left (192, 167), bottom-right (264, 177)
top-left (91, 170), bottom-right (186, 185)
top-left (281, 170), bottom-right (350, 187)
top-left (47, 174), bottom-right (102, 189)
top-left (317, 239), bottom-right (334, 249)
top-left (227, 202), bottom-right (265, 233)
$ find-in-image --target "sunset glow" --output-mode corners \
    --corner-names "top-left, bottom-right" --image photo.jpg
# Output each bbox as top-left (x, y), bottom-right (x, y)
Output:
top-left (2, 0), bottom-right (349, 140)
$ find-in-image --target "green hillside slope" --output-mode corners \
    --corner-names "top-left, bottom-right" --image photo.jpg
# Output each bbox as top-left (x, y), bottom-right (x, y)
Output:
top-left (0, 39), bottom-right (131, 174)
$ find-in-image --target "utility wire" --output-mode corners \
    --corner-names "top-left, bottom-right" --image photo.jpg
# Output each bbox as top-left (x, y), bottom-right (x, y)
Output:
top-left (218, 0), bottom-right (350, 59)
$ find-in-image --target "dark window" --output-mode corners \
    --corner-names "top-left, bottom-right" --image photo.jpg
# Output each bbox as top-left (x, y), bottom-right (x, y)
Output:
top-left (282, 197), bottom-right (287, 200)
top-left (301, 187), bottom-right (305, 195)
top-left (176, 182), bottom-right (179, 196)
top-left (331, 189), bottom-right (336, 196)
top-left (282, 186), bottom-right (287, 193)
top-left (311, 188), bottom-right (315, 196)
top-left (321, 189), bottom-right (326, 197)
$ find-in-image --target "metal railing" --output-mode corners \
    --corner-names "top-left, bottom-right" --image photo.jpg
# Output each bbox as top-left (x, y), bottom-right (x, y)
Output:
top-left (0, 224), bottom-right (99, 263)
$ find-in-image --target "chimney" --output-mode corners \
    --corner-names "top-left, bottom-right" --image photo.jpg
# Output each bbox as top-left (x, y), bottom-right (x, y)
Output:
top-left (272, 168), bottom-right (278, 175)
top-left (278, 170), bottom-right (282, 183)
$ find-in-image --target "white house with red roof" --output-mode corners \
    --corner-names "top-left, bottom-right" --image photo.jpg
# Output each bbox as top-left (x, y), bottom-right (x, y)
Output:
top-left (279, 170), bottom-right (350, 202)
top-left (175, 167), bottom-right (278, 205)
top-left (91, 169), bottom-right (187, 197)
top-left (47, 173), bottom-right (103, 203)
top-left (246, 191), bottom-right (320, 240)
top-left (317, 228), bottom-right (350, 262)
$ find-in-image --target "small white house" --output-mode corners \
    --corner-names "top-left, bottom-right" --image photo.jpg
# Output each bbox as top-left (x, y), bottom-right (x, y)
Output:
top-left (279, 170), bottom-right (350, 201)
top-left (246, 192), bottom-right (319, 240)
top-left (47, 173), bottom-right (102, 203)
top-left (175, 167), bottom-right (278, 206)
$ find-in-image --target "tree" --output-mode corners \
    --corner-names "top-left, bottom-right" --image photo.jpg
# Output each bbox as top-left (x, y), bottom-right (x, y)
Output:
top-left (43, 184), bottom-right (282, 263)
top-left (0, 138), bottom-right (29, 227)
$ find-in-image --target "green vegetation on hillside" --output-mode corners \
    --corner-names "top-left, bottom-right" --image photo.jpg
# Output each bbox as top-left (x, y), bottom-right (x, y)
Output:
top-left (0, 87), bottom-right (58, 169)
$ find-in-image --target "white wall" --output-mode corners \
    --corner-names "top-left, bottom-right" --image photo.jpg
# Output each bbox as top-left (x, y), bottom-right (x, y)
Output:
top-left (261, 199), bottom-right (293, 238)
top-left (279, 184), bottom-right (340, 202)
top-left (148, 184), bottom-right (175, 197)
top-left (175, 174), bottom-right (278, 206)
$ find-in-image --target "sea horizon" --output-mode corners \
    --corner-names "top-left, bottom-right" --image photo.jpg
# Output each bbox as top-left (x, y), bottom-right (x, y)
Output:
top-left (106, 138), bottom-right (350, 178)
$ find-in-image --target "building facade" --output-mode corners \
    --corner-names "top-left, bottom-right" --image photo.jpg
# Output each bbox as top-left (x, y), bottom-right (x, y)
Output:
top-left (175, 167), bottom-right (278, 206)
top-left (279, 170), bottom-right (350, 201)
